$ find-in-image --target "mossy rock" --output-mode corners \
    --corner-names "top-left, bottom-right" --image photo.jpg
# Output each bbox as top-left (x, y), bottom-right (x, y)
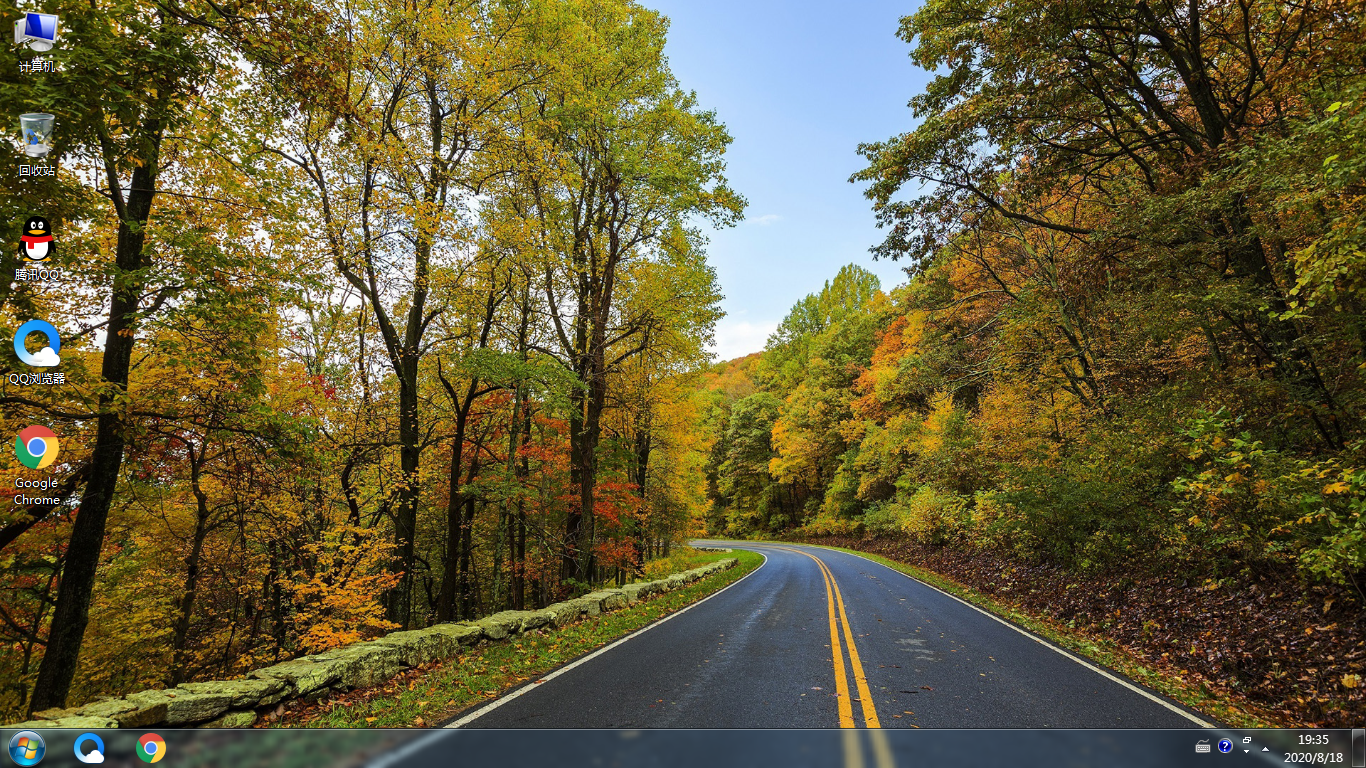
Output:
top-left (162, 688), bottom-right (234, 725)
top-left (78, 698), bottom-right (138, 720)
top-left (119, 690), bottom-right (175, 727)
top-left (179, 678), bottom-right (287, 708)
top-left (203, 710), bottom-right (257, 728)
top-left (312, 642), bottom-right (403, 689)
top-left (514, 609), bottom-right (554, 632)
top-left (544, 601), bottom-right (580, 626)
top-left (428, 622), bottom-right (484, 647)
top-left (374, 628), bottom-right (462, 667)
top-left (251, 658), bottom-right (340, 697)
top-left (474, 612), bottom-right (522, 640)
top-left (8, 715), bottom-right (116, 729)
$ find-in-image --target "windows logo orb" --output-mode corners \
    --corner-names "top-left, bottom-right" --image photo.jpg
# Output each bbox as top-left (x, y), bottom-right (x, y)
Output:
top-left (15, 426), bottom-right (58, 470)
top-left (136, 734), bottom-right (165, 764)
top-left (8, 731), bottom-right (45, 766)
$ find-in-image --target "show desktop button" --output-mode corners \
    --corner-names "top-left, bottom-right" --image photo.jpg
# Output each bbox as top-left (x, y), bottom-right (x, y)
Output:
top-left (73, 734), bottom-right (104, 764)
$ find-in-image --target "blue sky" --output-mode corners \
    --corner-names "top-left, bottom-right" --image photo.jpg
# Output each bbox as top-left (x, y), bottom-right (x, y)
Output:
top-left (646, 0), bottom-right (932, 361)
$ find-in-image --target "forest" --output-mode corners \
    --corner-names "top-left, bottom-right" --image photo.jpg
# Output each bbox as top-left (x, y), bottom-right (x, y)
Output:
top-left (2, 0), bottom-right (738, 717)
top-left (3, 0), bottom-right (1365, 727)
top-left (691, 0), bottom-right (1366, 723)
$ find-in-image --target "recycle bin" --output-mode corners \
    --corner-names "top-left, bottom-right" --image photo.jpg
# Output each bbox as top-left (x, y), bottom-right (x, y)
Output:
top-left (19, 113), bottom-right (54, 157)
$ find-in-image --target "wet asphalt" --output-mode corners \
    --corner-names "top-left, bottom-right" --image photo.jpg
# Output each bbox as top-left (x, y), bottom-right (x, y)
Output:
top-left (447, 541), bottom-right (1206, 729)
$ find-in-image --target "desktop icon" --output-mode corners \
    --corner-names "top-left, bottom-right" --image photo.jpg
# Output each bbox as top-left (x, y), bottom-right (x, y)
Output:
top-left (73, 734), bottom-right (104, 765)
top-left (7, 731), bottom-right (44, 766)
top-left (13, 319), bottom-right (60, 367)
top-left (135, 734), bottom-right (165, 764)
top-left (19, 216), bottom-right (54, 262)
top-left (19, 113), bottom-right (54, 157)
top-left (13, 13), bottom-right (57, 51)
top-left (15, 425), bottom-right (59, 469)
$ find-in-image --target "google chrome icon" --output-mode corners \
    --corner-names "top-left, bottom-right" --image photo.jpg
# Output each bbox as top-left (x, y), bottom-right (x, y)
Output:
top-left (136, 734), bottom-right (165, 764)
top-left (15, 426), bottom-right (58, 470)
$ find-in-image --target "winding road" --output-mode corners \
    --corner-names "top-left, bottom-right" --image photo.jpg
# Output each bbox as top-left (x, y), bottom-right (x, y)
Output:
top-left (442, 541), bottom-right (1209, 730)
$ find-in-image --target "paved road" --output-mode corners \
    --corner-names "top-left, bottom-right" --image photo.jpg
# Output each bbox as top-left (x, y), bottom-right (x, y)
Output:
top-left (445, 542), bottom-right (1209, 729)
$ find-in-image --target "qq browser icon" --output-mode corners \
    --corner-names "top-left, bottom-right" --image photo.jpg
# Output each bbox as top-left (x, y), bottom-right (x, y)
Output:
top-left (136, 734), bottom-right (166, 764)
top-left (73, 733), bottom-right (105, 764)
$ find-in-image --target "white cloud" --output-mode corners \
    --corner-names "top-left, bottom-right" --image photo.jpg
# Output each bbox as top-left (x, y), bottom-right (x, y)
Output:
top-left (29, 346), bottom-right (60, 367)
top-left (750, 214), bottom-right (782, 226)
top-left (709, 319), bottom-right (778, 362)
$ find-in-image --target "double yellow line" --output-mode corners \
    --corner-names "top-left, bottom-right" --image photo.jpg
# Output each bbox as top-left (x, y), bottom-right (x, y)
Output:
top-left (774, 546), bottom-right (881, 729)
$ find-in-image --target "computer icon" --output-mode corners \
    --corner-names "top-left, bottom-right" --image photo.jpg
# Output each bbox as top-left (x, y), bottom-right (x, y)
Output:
top-left (13, 13), bottom-right (58, 52)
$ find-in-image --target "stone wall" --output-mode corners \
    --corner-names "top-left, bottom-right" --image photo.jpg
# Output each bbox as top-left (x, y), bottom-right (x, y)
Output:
top-left (11, 557), bottom-right (737, 730)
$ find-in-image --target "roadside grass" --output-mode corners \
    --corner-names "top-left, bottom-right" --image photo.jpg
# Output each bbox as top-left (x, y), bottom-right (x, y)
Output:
top-left (281, 548), bottom-right (765, 728)
top-left (797, 541), bottom-right (1278, 728)
top-left (638, 546), bottom-right (733, 580)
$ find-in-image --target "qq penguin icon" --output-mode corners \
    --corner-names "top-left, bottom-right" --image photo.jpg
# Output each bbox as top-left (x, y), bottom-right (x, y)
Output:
top-left (18, 216), bottom-right (54, 262)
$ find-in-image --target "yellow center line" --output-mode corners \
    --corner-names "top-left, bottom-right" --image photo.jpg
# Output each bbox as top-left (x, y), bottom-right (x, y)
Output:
top-left (841, 729), bottom-right (865, 768)
top-left (822, 556), bottom-right (882, 728)
top-left (773, 546), bottom-right (881, 729)
top-left (811, 548), bottom-right (856, 727)
top-left (868, 728), bottom-right (896, 768)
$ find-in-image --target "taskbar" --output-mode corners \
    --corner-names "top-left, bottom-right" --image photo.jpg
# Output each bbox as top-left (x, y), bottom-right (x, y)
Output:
top-left (4, 727), bottom-right (1364, 768)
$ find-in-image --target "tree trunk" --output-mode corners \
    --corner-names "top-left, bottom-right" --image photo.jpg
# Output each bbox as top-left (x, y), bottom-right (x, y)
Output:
top-left (170, 449), bottom-right (212, 686)
top-left (631, 409), bottom-right (652, 575)
top-left (29, 143), bottom-right (161, 713)
top-left (458, 458), bottom-right (480, 619)
top-left (436, 391), bottom-right (472, 621)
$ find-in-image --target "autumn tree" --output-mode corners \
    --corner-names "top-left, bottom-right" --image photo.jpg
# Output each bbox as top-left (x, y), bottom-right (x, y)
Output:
top-left (500, 0), bottom-right (742, 583)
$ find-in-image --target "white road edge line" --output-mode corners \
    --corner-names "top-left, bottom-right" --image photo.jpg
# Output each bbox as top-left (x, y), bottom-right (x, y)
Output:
top-left (364, 730), bottom-right (455, 768)
top-left (788, 542), bottom-right (1215, 728)
top-left (443, 550), bottom-right (769, 729)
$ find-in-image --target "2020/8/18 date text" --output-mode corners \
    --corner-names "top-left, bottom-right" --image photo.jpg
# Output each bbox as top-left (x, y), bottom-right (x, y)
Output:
top-left (1283, 752), bottom-right (1344, 764)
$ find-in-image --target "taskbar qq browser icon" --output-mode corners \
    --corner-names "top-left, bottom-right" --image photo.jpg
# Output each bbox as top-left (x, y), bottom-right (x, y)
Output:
top-left (73, 734), bottom-right (104, 765)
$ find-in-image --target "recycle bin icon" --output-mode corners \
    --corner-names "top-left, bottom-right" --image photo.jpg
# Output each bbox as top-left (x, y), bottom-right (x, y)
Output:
top-left (19, 113), bottom-right (54, 157)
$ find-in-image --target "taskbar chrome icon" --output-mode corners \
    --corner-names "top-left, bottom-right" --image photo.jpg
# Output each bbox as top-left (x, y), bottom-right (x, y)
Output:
top-left (7, 731), bottom-right (44, 767)
top-left (136, 734), bottom-right (165, 764)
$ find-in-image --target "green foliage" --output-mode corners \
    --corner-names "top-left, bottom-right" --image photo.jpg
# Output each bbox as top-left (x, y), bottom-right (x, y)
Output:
top-left (0, 0), bottom-right (741, 716)
top-left (1171, 411), bottom-right (1366, 586)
